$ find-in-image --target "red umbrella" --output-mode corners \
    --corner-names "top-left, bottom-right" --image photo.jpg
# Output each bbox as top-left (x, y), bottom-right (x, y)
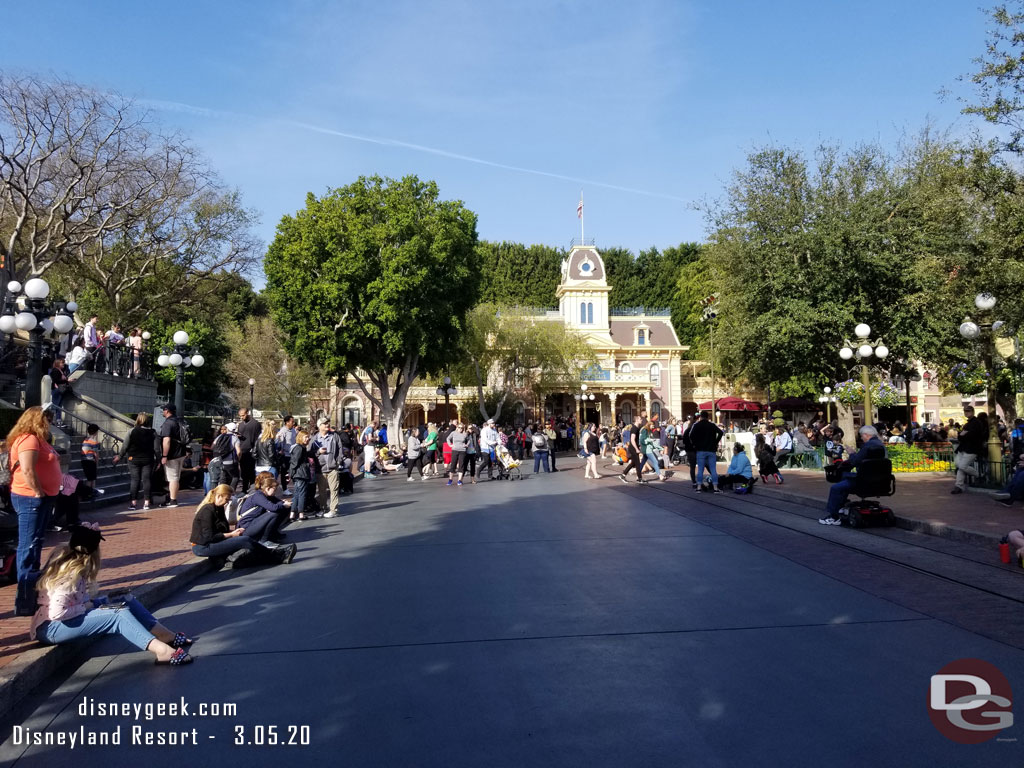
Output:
top-left (697, 396), bottom-right (763, 412)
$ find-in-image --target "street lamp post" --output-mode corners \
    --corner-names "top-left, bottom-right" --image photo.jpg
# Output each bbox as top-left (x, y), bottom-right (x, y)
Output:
top-left (839, 323), bottom-right (889, 426)
top-left (248, 377), bottom-right (255, 411)
top-left (959, 292), bottom-right (1006, 484)
top-left (819, 387), bottom-right (835, 423)
top-left (0, 278), bottom-right (76, 407)
top-left (701, 294), bottom-right (719, 416)
top-left (157, 330), bottom-right (204, 417)
top-left (435, 376), bottom-right (457, 423)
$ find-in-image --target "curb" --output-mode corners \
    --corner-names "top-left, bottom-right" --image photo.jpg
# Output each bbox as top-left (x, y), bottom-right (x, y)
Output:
top-left (748, 486), bottom-right (1005, 547)
top-left (0, 556), bottom-right (216, 721)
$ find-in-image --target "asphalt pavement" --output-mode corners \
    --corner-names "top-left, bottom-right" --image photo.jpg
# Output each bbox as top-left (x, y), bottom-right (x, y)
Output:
top-left (1, 461), bottom-right (1022, 767)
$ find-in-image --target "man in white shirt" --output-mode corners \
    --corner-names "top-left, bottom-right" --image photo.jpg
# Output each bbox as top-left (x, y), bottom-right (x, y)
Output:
top-left (476, 419), bottom-right (500, 481)
top-left (773, 425), bottom-right (793, 468)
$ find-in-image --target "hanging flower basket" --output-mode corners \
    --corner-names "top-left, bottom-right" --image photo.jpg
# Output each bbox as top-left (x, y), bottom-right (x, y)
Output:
top-left (948, 363), bottom-right (988, 396)
top-left (871, 382), bottom-right (900, 408)
top-left (833, 379), bottom-right (863, 407)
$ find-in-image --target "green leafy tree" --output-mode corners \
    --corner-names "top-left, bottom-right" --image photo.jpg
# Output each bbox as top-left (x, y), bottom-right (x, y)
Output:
top-left (962, 2), bottom-right (1024, 153)
top-left (451, 304), bottom-right (597, 422)
top-left (476, 241), bottom-right (563, 307)
top-left (264, 175), bottom-right (480, 442)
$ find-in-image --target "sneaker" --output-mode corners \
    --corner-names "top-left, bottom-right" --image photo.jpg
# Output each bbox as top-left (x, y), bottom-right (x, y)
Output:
top-left (950, 487), bottom-right (963, 495)
top-left (618, 474), bottom-right (628, 484)
top-left (692, 483), bottom-right (698, 490)
top-left (818, 517), bottom-right (840, 525)
top-left (281, 544), bottom-right (298, 564)
top-left (323, 511), bottom-right (338, 518)
top-left (283, 490), bottom-right (293, 497)
top-left (363, 472), bottom-right (377, 480)
top-left (446, 480), bottom-right (453, 486)
top-left (998, 500), bottom-right (1015, 508)
top-left (143, 503), bottom-right (151, 510)
top-left (713, 488), bottom-right (723, 494)
top-left (457, 480), bottom-right (463, 486)
top-left (422, 475), bottom-right (429, 481)
top-left (992, 492), bottom-right (1012, 501)
top-left (407, 477), bottom-right (416, 482)
top-left (160, 500), bottom-right (179, 508)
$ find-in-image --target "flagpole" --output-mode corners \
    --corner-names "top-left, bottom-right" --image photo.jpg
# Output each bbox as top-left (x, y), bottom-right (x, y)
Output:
top-left (580, 190), bottom-right (584, 244)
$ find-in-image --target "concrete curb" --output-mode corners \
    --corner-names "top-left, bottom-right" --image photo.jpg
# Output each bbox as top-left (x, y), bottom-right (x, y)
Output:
top-left (748, 486), bottom-right (1005, 547)
top-left (0, 556), bottom-right (216, 721)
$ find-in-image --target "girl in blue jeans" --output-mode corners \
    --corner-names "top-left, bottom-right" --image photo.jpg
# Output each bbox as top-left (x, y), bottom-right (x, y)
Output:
top-left (31, 523), bottom-right (195, 665)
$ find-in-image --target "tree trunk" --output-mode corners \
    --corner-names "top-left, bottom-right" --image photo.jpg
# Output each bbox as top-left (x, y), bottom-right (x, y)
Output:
top-left (996, 390), bottom-right (1017, 424)
top-left (353, 353), bottom-right (419, 449)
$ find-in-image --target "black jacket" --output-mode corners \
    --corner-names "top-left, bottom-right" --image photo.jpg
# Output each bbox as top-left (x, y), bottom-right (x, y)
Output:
top-left (237, 417), bottom-right (261, 455)
top-left (957, 417), bottom-right (987, 455)
top-left (688, 420), bottom-right (723, 453)
top-left (190, 503), bottom-right (230, 546)
top-left (120, 426), bottom-right (156, 465)
top-left (256, 437), bottom-right (277, 466)
top-left (289, 443), bottom-right (311, 480)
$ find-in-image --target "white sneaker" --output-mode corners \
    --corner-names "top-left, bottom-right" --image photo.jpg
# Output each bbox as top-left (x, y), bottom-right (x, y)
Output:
top-left (407, 477), bottom-right (416, 482)
top-left (283, 490), bottom-right (293, 497)
top-left (818, 517), bottom-right (840, 525)
top-left (323, 511), bottom-right (338, 518)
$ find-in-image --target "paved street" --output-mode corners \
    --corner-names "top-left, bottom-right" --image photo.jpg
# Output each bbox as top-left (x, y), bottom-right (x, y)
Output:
top-left (2, 466), bottom-right (1023, 767)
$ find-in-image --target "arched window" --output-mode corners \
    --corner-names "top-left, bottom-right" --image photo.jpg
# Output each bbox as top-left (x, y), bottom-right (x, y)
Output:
top-left (651, 401), bottom-right (662, 419)
top-left (587, 302), bottom-right (594, 324)
top-left (637, 329), bottom-right (645, 345)
top-left (580, 302), bottom-right (587, 324)
top-left (649, 363), bottom-right (661, 386)
top-left (619, 362), bottom-right (632, 374)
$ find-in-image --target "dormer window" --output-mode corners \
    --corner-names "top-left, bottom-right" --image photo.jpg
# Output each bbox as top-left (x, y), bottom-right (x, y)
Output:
top-left (637, 329), bottom-right (645, 345)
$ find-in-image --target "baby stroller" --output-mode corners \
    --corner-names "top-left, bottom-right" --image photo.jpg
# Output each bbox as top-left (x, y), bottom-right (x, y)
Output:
top-left (495, 444), bottom-right (522, 481)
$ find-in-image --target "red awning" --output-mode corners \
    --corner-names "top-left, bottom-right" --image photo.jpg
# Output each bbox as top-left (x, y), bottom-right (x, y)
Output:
top-left (697, 396), bottom-right (763, 412)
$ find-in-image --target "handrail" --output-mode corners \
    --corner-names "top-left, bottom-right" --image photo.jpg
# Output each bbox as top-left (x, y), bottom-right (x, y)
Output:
top-left (59, 408), bottom-right (124, 447)
top-left (68, 390), bottom-right (136, 430)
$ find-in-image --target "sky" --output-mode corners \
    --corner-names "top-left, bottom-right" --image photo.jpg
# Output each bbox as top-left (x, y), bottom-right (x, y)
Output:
top-left (0, 0), bottom-right (999, 279)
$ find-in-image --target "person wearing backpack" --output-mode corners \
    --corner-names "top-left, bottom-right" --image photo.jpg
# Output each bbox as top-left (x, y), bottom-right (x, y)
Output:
top-left (158, 405), bottom-right (190, 508)
top-left (211, 423), bottom-right (241, 492)
top-left (531, 425), bottom-right (550, 474)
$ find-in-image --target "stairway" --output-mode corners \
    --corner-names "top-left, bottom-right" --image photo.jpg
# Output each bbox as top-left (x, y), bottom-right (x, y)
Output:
top-left (61, 426), bottom-right (132, 505)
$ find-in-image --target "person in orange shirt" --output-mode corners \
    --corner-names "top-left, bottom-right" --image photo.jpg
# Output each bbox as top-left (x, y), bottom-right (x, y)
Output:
top-left (8, 407), bottom-right (63, 616)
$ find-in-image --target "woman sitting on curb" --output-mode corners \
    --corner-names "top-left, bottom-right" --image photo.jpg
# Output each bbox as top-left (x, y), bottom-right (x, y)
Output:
top-left (31, 523), bottom-right (196, 666)
top-left (191, 484), bottom-right (296, 568)
top-left (236, 472), bottom-right (291, 545)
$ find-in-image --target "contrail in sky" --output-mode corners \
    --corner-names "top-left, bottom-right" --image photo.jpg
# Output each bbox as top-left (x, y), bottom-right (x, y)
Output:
top-left (141, 98), bottom-right (689, 204)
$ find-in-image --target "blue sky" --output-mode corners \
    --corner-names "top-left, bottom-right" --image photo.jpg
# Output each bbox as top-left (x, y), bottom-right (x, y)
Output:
top-left (2, 1), bottom-right (996, 274)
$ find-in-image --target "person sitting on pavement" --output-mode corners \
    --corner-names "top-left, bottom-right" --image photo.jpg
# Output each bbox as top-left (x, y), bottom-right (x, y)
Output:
top-left (190, 484), bottom-right (296, 567)
top-left (991, 452), bottom-right (1024, 507)
top-left (236, 472), bottom-right (292, 544)
top-left (718, 443), bottom-right (754, 492)
top-left (818, 425), bottom-right (887, 525)
top-left (31, 522), bottom-right (196, 665)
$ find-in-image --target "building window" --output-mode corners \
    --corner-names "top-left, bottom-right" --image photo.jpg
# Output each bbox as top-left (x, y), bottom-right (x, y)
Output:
top-left (621, 401), bottom-right (633, 423)
top-left (619, 362), bottom-right (632, 374)
top-left (651, 401), bottom-right (661, 419)
top-left (587, 302), bottom-right (593, 324)
top-left (649, 363), bottom-right (660, 386)
top-left (580, 302), bottom-right (586, 324)
top-left (515, 401), bottom-right (526, 426)
top-left (637, 329), bottom-right (645, 345)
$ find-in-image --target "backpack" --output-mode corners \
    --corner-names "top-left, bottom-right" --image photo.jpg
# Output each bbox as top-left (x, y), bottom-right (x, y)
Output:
top-left (212, 433), bottom-right (234, 459)
top-left (177, 419), bottom-right (192, 451)
top-left (532, 433), bottom-right (546, 449)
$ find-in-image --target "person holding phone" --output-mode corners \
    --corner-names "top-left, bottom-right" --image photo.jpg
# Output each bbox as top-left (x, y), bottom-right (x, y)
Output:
top-left (30, 523), bottom-right (196, 665)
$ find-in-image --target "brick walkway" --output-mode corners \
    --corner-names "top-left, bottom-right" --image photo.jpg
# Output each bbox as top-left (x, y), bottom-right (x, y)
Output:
top-left (0, 489), bottom-right (206, 671)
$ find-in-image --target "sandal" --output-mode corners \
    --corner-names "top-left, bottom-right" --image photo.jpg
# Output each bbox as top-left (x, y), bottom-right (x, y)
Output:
top-left (156, 647), bottom-right (194, 666)
top-left (170, 632), bottom-right (195, 649)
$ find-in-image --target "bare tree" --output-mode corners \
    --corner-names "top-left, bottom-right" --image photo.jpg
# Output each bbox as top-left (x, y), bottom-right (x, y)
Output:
top-left (0, 74), bottom-right (259, 309)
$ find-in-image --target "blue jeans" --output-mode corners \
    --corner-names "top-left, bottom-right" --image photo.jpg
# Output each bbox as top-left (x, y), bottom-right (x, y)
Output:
top-left (825, 476), bottom-right (857, 518)
top-left (1002, 467), bottom-right (1024, 500)
top-left (192, 537), bottom-right (252, 559)
top-left (533, 451), bottom-right (550, 473)
top-left (38, 596), bottom-right (159, 650)
top-left (695, 451), bottom-right (718, 485)
top-left (291, 478), bottom-right (309, 515)
top-left (12, 493), bottom-right (55, 615)
top-left (645, 449), bottom-right (663, 479)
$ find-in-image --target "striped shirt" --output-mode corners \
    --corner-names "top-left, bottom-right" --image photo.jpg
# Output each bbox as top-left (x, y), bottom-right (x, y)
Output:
top-left (81, 438), bottom-right (100, 463)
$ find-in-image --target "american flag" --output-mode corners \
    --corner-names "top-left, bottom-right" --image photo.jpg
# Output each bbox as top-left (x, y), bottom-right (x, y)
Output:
top-left (577, 199), bottom-right (583, 218)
